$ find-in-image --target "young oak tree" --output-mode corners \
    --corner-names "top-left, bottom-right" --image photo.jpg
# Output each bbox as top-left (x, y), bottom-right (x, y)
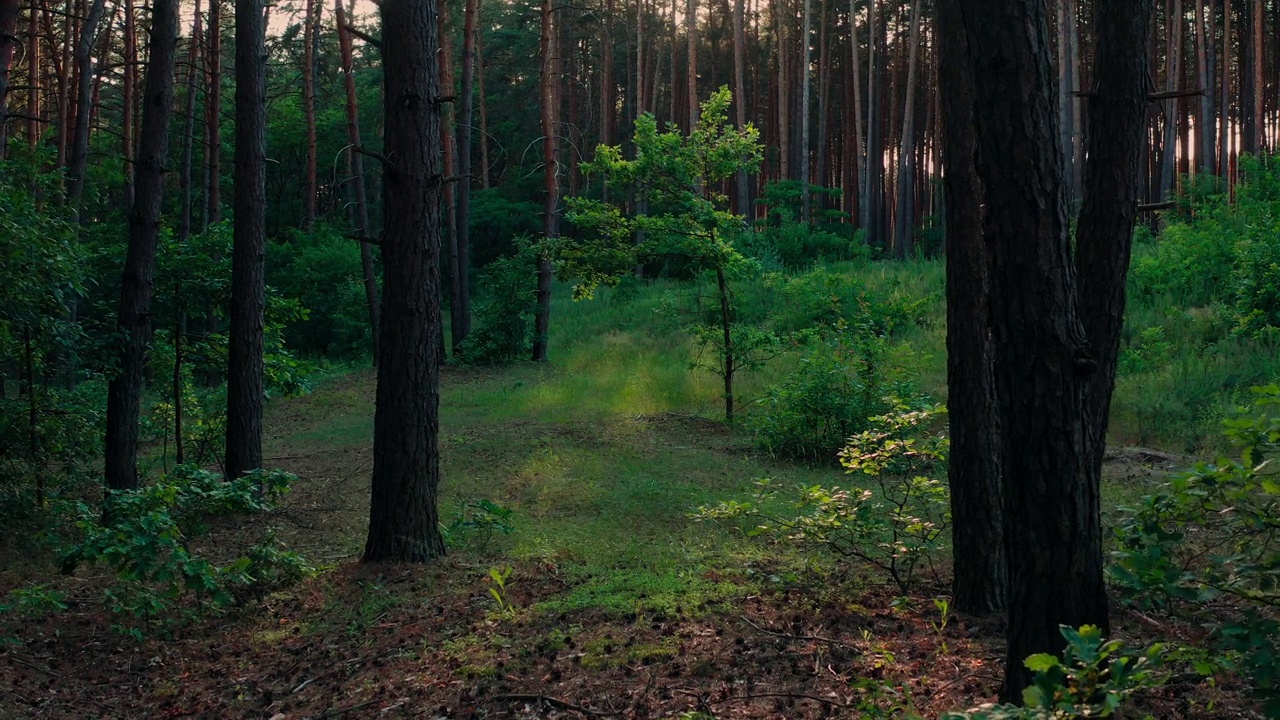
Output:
top-left (563, 87), bottom-right (763, 423)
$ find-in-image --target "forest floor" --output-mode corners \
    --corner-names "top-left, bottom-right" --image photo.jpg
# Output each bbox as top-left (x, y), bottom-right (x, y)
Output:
top-left (0, 364), bottom-right (1263, 719)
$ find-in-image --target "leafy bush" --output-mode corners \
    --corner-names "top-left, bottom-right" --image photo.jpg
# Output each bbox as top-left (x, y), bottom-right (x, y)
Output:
top-left (268, 223), bottom-right (376, 358)
top-left (1111, 385), bottom-right (1280, 715)
top-left (701, 404), bottom-right (948, 592)
top-left (457, 247), bottom-right (538, 365)
top-left (53, 466), bottom-right (308, 637)
top-left (942, 625), bottom-right (1164, 719)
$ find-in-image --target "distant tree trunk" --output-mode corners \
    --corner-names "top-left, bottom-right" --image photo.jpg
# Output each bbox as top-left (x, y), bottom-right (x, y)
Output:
top-left (1220, 0), bottom-right (1231, 179)
top-left (336, 0), bottom-right (380, 358)
top-left (224, 0), bottom-right (268, 481)
top-left (892, 0), bottom-right (921, 258)
top-left (814, 0), bottom-right (832, 195)
top-left (1057, 0), bottom-right (1078, 206)
top-left (601, 0), bottom-right (614, 149)
top-left (936, 0), bottom-right (1005, 616)
top-left (207, 0), bottom-right (222, 223)
top-left (1250, 0), bottom-right (1262, 154)
top-left (850, 0), bottom-right (865, 228)
top-left (25, 1), bottom-right (38, 151)
top-left (732, 0), bottom-right (749, 215)
top-left (302, 0), bottom-right (318, 227)
top-left (122, 0), bottom-right (136, 205)
top-left (363, 0), bottom-right (448, 564)
top-left (686, 0), bottom-right (697, 130)
top-left (477, 24), bottom-right (490, 188)
top-left (438, 0), bottom-right (462, 359)
top-left (1195, 0), bottom-right (1213, 173)
top-left (775, 2), bottom-right (789, 179)
top-left (104, 0), bottom-right (178, 491)
top-left (179, 0), bottom-right (203, 241)
top-left (865, 0), bottom-right (881, 246)
top-left (532, 0), bottom-right (556, 363)
top-left (799, 0), bottom-right (812, 221)
top-left (1160, 0), bottom-right (1183, 200)
top-left (455, 0), bottom-right (477, 347)
top-left (0, 0), bottom-right (17, 153)
top-left (66, 0), bottom-right (105, 220)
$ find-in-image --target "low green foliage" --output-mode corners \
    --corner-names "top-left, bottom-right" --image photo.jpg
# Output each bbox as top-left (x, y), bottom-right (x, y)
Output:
top-left (1111, 385), bottom-right (1280, 715)
top-left (699, 404), bottom-right (948, 592)
top-left (50, 466), bottom-right (308, 638)
top-left (457, 244), bottom-right (538, 365)
top-left (442, 498), bottom-right (516, 551)
top-left (941, 625), bottom-right (1165, 719)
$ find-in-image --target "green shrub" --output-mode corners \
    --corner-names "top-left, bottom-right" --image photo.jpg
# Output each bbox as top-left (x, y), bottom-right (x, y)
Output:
top-left (1111, 385), bottom-right (1280, 714)
top-left (457, 248), bottom-right (538, 365)
top-left (267, 222), bottom-right (375, 358)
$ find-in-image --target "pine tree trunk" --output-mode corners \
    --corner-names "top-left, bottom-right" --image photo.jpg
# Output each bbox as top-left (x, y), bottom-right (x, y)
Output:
top-left (66, 0), bottom-right (105, 221)
top-left (336, 0), bottom-right (380, 358)
top-left (455, 0), bottom-right (476, 347)
top-left (686, 0), bottom-right (697, 130)
top-left (206, 0), bottom-right (222, 223)
top-left (799, 0), bottom-right (812, 221)
top-left (438, 0), bottom-right (462, 359)
top-left (1220, 0), bottom-right (1231, 179)
top-left (302, 0), bottom-right (318, 227)
top-left (477, 23), bottom-right (490, 188)
top-left (1057, 0), bottom-right (1078, 206)
top-left (1160, 0), bottom-right (1183, 200)
top-left (532, 0), bottom-right (557, 363)
top-left (179, 0), bottom-right (203, 241)
top-left (363, 0), bottom-right (448, 564)
top-left (865, 0), bottom-right (882, 247)
top-left (732, 0), bottom-right (749, 215)
top-left (225, 0), bottom-right (268, 481)
top-left (850, 0), bottom-right (865, 228)
top-left (893, 0), bottom-right (921, 258)
top-left (0, 0), bottom-right (19, 155)
top-left (936, 0), bottom-right (1005, 616)
top-left (1196, 0), bottom-right (1214, 173)
top-left (25, 2), bottom-right (38, 152)
top-left (122, 0), bottom-right (136, 205)
top-left (104, 0), bottom-right (179, 491)
top-left (1251, 0), bottom-right (1262, 154)
top-left (814, 0), bottom-right (832, 197)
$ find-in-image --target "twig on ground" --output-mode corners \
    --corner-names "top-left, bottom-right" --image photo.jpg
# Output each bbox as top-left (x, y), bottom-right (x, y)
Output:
top-left (740, 615), bottom-right (860, 651)
top-left (487, 693), bottom-right (610, 717)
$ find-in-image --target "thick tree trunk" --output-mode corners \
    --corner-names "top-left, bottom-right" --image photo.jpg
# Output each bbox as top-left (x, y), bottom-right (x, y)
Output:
top-left (336, 0), bottom-right (380, 358)
top-left (104, 0), bottom-right (179, 491)
top-left (0, 0), bottom-right (18, 154)
top-left (363, 0), bottom-right (448, 563)
top-left (893, 0), bottom-right (921, 258)
top-left (532, 0), bottom-right (556, 363)
top-left (936, 0), bottom-right (1005, 617)
top-left (225, 0), bottom-right (268, 481)
top-left (455, 0), bottom-right (477, 347)
top-left (302, 0), bottom-right (318, 227)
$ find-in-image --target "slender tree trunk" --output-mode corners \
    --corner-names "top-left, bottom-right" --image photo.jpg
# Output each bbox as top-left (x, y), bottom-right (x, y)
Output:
top-left (601, 0), bottom-right (614, 150)
top-left (732, 0), bottom-right (748, 215)
top-left (864, 0), bottom-right (881, 245)
top-left (937, 0), bottom-right (1005, 616)
top-left (1057, 0), bottom-right (1078, 206)
top-left (686, 0), bottom-right (697, 130)
top-left (26, 2), bottom-right (38, 151)
top-left (302, 0), bottom-right (318, 227)
top-left (893, 0), bottom-right (921, 258)
top-left (1196, 0), bottom-right (1213, 173)
top-left (121, 0), bottom-right (136, 205)
top-left (532, 0), bottom-right (557, 363)
top-left (207, 0), bottom-right (222, 222)
top-left (0, 0), bottom-right (19, 154)
top-left (814, 0), bottom-right (832, 195)
top-left (336, 0), bottom-right (380, 358)
top-left (716, 265), bottom-right (734, 423)
top-left (775, 1), bottom-right (789, 179)
top-left (850, 0), bottom-right (865, 228)
top-left (66, 0), bottom-right (105, 220)
top-left (225, 0), bottom-right (268, 481)
top-left (799, 0), bottom-right (811, 221)
top-left (477, 23), bottom-right (490, 188)
top-left (104, 0), bottom-right (179, 491)
top-left (363, 0), bottom-right (447, 564)
top-left (455, 0), bottom-right (477, 347)
top-left (179, 0), bottom-right (203, 241)
top-left (1160, 0), bottom-right (1183, 200)
top-left (438, 0), bottom-right (462, 359)
top-left (1250, 0), bottom-right (1262, 154)
top-left (1220, 0), bottom-right (1231, 179)
top-left (54, 5), bottom-right (69, 172)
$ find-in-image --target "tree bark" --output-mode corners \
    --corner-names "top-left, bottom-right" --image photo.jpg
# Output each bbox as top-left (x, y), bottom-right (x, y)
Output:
top-left (104, 0), bottom-right (179, 491)
top-left (66, 0), bottom-right (105, 220)
top-left (1056, 0), bottom-right (1078, 206)
top-left (799, 0), bottom-right (811, 221)
top-left (849, 0), bottom-right (864, 228)
top-left (438, 0), bottom-right (462, 359)
top-left (363, 0), bottom-right (448, 564)
top-left (865, 0), bottom-right (882, 246)
top-left (732, 0), bottom-right (748, 215)
top-left (1220, 0), bottom-right (1231, 179)
top-left (0, 0), bottom-right (19, 154)
top-left (207, 0), bottom-right (222, 223)
top-left (225, 0), bottom-right (268, 481)
top-left (302, 0), bottom-right (318, 227)
top-left (892, 0), bottom-right (921, 257)
top-left (455, 0), bottom-right (477, 347)
top-left (179, 0), bottom-right (203, 241)
top-left (1250, 0), bottom-right (1262, 154)
top-left (1160, 0), bottom-right (1183, 200)
top-left (1195, 0), bottom-right (1214, 173)
top-left (686, 0), bottom-right (697, 130)
top-left (122, 0), bottom-right (136, 205)
top-left (532, 0), bottom-right (557, 363)
top-left (25, 0), bottom-right (38, 152)
top-left (936, 0), bottom-right (1004, 617)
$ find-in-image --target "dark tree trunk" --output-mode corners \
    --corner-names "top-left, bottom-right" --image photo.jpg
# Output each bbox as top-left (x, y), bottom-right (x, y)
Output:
top-left (438, 0), bottom-right (461, 359)
top-left (25, 0), bottom-right (38, 152)
top-left (179, 0), bottom-right (203, 241)
top-left (1195, 0), bottom-right (1214, 173)
top-left (1220, 0), bottom-right (1231, 179)
top-left (892, 0), bottom-right (921, 258)
top-left (207, 0), bottom-right (222, 223)
top-left (686, 0), bottom-right (698, 130)
top-left (103, 0), bottom-right (179, 491)
top-left (224, 0), bottom-right (268, 481)
top-left (936, 0), bottom-right (1005, 617)
top-left (122, 0), bottom-right (136, 205)
top-left (363, 0), bottom-right (447, 563)
top-left (799, 0), bottom-right (811, 221)
top-left (732, 0), bottom-right (749, 215)
top-left (0, 0), bottom-right (19, 154)
top-left (455, 0), bottom-right (477, 347)
top-left (849, 0), bottom-right (865, 228)
top-left (302, 0), bottom-right (318, 227)
top-left (336, 0), bottom-right (380, 358)
top-left (66, 0), bottom-right (105, 219)
top-left (532, 0), bottom-right (556, 363)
